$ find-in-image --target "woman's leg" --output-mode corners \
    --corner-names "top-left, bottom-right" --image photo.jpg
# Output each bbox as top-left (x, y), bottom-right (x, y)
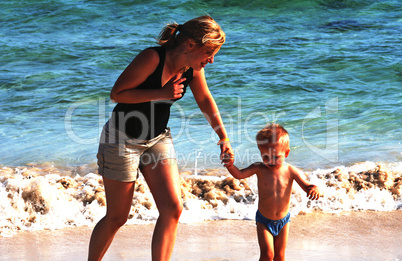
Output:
top-left (141, 159), bottom-right (183, 261)
top-left (88, 176), bottom-right (135, 261)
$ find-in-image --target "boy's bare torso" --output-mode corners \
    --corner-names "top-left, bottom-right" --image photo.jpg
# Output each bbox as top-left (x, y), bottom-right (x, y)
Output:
top-left (255, 162), bottom-right (297, 220)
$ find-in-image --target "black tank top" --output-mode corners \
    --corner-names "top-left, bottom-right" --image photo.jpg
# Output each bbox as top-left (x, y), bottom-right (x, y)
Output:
top-left (112, 46), bottom-right (193, 139)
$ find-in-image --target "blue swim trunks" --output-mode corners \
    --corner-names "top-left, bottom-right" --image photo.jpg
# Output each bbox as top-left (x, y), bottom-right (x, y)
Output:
top-left (255, 210), bottom-right (291, 237)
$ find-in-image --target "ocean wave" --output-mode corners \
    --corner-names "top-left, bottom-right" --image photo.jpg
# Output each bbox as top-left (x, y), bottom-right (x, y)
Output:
top-left (0, 161), bottom-right (401, 237)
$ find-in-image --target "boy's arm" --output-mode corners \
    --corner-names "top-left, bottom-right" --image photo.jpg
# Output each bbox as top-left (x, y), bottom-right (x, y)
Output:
top-left (225, 163), bottom-right (259, 180)
top-left (291, 165), bottom-right (321, 200)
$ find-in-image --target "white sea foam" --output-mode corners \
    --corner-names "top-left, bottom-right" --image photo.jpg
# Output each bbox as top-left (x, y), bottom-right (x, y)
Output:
top-left (0, 161), bottom-right (401, 237)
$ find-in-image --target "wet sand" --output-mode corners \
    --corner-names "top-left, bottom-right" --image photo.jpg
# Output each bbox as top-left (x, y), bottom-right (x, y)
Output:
top-left (1, 211), bottom-right (401, 261)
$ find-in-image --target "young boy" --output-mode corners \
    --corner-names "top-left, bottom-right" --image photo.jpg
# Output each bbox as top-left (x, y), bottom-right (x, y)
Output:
top-left (223, 124), bottom-right (321, 261)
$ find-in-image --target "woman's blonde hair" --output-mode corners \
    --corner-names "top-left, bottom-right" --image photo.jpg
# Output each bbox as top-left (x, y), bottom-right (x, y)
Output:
top-left (157, 15), bottom-right (225, 54)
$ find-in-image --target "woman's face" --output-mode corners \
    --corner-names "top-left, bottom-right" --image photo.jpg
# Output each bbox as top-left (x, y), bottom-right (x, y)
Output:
top-left (188, 45), bottom-right (220, 71)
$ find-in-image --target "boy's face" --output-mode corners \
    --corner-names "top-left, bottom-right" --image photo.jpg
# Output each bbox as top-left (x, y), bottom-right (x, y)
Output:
top-left (258, 144), bottom-right (290, 169)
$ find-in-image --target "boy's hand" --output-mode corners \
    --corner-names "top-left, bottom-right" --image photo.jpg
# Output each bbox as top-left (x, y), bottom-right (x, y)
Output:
top-left (220, 142), bottom-right (234, 168)
top-left (221, 152), bottom-right (234, 168)
top-left (307, 185), bottom-right (321, 200)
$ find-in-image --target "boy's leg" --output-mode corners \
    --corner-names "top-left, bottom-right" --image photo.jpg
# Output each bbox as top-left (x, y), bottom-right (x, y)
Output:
top-left (256, 222), bottom-right (275, 261)
top-left (273, 222), bottom-right (290, 261)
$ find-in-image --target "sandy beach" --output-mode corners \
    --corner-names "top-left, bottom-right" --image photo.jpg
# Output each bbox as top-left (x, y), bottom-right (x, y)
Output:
top-left (1, 211), bottom-right (401, 261)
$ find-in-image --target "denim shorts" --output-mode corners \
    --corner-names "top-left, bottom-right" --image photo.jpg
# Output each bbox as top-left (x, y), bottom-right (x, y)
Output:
top-left (97, 120), bottom-right (176, 182)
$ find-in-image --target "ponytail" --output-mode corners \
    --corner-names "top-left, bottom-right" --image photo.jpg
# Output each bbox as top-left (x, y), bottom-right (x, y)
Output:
top-left (157, 23), bottom-right (180, 49)
top-left (156, 16), bottom-right (225, 51)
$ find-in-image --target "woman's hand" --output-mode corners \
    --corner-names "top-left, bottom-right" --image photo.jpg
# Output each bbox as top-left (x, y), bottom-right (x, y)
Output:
top-left (161, 73), bottom-right (187, 100)
top-left (220, 141), bottom-right (234, 167)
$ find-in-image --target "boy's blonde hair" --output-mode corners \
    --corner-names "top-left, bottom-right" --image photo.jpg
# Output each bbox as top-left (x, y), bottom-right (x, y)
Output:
top-left (256, 124), bottom-right (290, 151)
top-left (157, 15), bottom-right (225, 54)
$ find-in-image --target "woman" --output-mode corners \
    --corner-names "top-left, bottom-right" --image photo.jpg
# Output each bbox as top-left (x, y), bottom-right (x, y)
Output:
top-left (88, 16), bottom-right (233, 261)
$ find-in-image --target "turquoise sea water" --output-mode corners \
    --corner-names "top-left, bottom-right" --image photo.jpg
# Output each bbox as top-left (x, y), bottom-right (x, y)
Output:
top-left (0, 0), bottom-right (401, 170)
top-left (0, 0), bottom-right (402, 237)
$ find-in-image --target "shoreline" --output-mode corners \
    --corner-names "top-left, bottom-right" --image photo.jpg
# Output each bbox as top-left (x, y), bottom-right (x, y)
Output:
top-left (1, 161), bottom-right (401, 238)
top-left (1, 211), bottom-right (401, 260)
